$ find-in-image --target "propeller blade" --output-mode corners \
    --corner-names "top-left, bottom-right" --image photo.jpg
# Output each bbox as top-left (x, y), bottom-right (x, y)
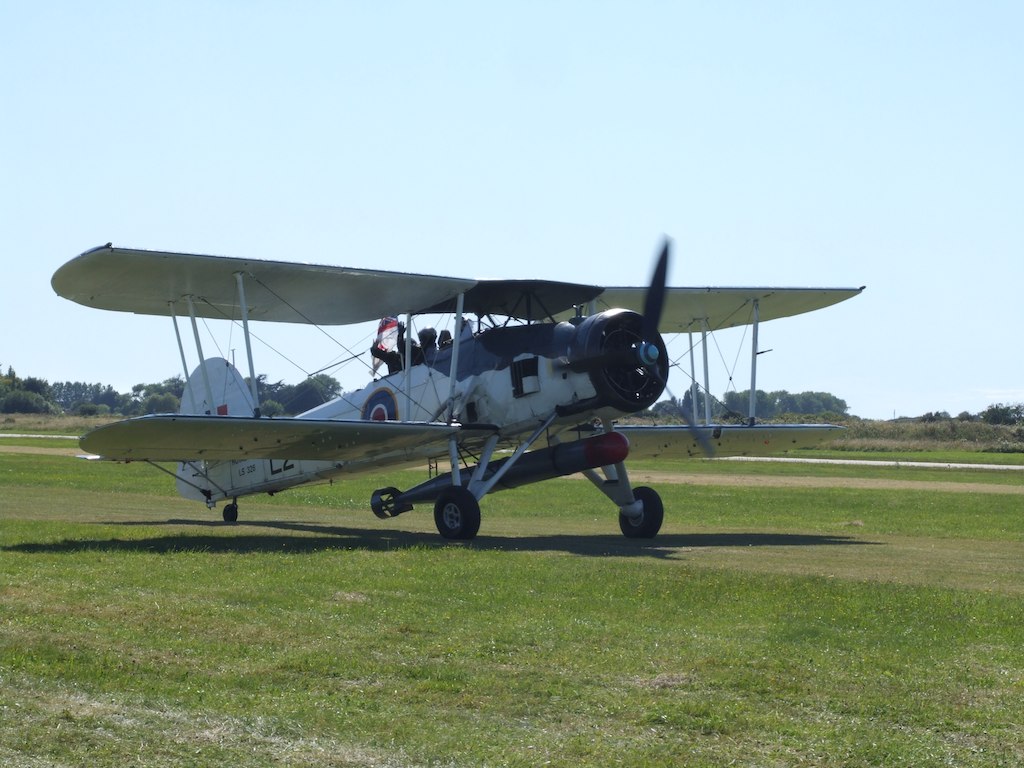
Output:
top-left (682, 408), bottom-right (716, 457)
top-left (644, 241), bottom-right (710, 456)
top-left (641, 239), bottom-right (670, 342)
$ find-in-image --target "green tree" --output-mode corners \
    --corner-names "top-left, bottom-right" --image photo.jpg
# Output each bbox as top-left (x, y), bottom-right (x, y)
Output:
top-left (723, 389), bottom-right (849, 419)
top-left (77, 403), bottom-right (111, 416)
top-left (1, 390), bottom-right (58, 414)
top-left (144, 392), bottom-right (180, 414)
top-left (20, 376), bottom-right (52, 399)
top-left (131, 376), bottom-right (185, 404)
top-left (52, 381), bottom-right (129, 413)
top-left (284, 374), bottom-right (341, 414)
top-left (259, 399), bottom-right (284, 417)
top-left (980, 403), bottom-right (1024, 426)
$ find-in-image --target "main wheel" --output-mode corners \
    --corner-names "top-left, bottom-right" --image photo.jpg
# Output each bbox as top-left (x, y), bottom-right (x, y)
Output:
top-left (618, 486), bottom-right (663, 539)
top-left (223, 502), bottom-right (239, 523)
top-left (433, 487), bottom-right (481, 540)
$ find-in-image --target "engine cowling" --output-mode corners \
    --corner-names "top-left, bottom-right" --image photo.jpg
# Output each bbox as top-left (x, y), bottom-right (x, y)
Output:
top-left (568, 309), bottom-right (668, 413)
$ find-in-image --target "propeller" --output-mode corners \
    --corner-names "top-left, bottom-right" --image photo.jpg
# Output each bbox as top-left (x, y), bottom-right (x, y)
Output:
top-left (635, 239), bottom-right (670, 375)
top-left (567, 238), bottom-right (672, 381)
top-left (563, 237), bottom-right (715, 456)
top-left (642, 239), bottom-right (714, 457)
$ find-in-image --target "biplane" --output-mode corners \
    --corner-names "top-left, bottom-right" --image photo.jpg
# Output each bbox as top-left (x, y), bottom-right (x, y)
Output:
top-left (51, 241), bottom-right (863, 540)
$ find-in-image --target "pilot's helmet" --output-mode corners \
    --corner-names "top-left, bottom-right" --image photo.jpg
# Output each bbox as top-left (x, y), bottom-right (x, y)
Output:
top-left (418, 327), bottom-right (437, 347)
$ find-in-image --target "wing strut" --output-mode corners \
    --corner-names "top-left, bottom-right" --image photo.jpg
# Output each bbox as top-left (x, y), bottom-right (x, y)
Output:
top-left (682, 321), bottom-right (713, 426)
top-left (234, 272), bottom-right (261, 417)
top-left (748, 299), bottom-right (760, 425)
top-left (169, 302), bottom-right (198, 410)
top-left (403, 311), bottom-right (413, 420)
top-left (688, 330), bottom-right (698, 425)
top-left (445, 292), bottom-right (466, 424)
top-left (185, 295), bottom-right (216, 414)
top-left (701, 320), bottom-right (712, 424)
top-left (468, 412), bottom-right (556, 499)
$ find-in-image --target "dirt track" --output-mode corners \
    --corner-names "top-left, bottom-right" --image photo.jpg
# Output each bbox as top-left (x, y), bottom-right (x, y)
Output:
top-left (627, 469), bottom-right (1024, 495)
top-left (0, 444), bottom-right (82, 457)
top-left (4, 443), bottom-right (1022, 495)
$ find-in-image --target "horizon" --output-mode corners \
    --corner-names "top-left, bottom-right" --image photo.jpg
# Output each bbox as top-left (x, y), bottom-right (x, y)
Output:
top-left (5, 355), bottom-right (1016, 423)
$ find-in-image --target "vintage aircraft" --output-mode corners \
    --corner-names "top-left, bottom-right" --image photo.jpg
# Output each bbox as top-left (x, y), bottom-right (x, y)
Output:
top-left (51, 241), bottom-right (863, 540)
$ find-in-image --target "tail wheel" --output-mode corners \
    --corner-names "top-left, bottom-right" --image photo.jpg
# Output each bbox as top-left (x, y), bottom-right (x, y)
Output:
top-left (619, 486), bottom-right (663, 539)
top-left (433, 487), bottom-right (481, 540)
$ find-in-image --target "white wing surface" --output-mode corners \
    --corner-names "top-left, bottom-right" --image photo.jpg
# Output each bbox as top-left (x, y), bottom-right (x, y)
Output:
top-left (52, 245), bottom-right (476, 325)
top-left (616, 424), bottom-right (844, 459)
top-left (53, 244), bottom-right (863, 331)
top-left (563, 286), bottom-right (865, 332)
top-left (80, 414), bottom-right (486, 464)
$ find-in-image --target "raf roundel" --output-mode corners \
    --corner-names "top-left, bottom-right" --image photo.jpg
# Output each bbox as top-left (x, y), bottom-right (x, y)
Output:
top-left (361, 388), bottom-right (398, 422)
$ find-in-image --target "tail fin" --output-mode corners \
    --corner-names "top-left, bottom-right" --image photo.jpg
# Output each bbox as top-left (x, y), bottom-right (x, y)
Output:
top-left (180, 357), bottom-right (256, 417)
top-left (176, 357), bottom-right (257, 504)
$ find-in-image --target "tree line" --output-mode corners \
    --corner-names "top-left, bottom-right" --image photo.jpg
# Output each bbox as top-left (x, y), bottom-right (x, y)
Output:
top-left (648, 387), bottom-right (1024, 426)
top-left (3, 363), bottom-right (1023, 425)
top-left (0, 365), bottom-right (341, 418)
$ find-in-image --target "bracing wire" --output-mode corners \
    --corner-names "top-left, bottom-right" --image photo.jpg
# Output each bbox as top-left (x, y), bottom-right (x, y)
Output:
top-left (662, 302), bottom-right (761, 423)
top-left (245, 273), bottom-right (378, 380)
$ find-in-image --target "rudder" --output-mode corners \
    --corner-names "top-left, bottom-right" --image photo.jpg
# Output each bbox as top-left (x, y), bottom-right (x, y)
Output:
top-left (179, 357), bottom-right (255, 416)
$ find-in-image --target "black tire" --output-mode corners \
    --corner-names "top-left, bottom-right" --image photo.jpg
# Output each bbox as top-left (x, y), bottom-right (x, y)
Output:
top-left (371, 487), bottom-right (401, 519)
top-left (223, 503), bottom-right (239, 523)
top-left (433, 487), bottom-right (481, 540)
top-left (618, 486), bottom-right (663, 539)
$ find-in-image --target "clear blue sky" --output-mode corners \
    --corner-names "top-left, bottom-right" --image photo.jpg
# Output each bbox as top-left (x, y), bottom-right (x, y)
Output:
top-left (3, 2), bottom-right (1021, 420)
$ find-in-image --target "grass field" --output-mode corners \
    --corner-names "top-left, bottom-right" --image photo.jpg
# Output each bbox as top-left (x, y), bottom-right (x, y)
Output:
top-left (2, 435), bottom-right (1023, 766)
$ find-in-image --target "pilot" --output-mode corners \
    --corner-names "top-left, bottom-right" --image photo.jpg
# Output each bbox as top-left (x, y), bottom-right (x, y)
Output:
top-left (370, 322), bottom-right (407, 375)
top-left (438, 330), bottom-right (453, 349)
top-left (418, 327), bottom-right (437, 363)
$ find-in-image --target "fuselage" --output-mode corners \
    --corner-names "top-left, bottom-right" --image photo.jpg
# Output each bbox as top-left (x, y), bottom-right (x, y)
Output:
top-left (177, 310), bottom-right (667, 504)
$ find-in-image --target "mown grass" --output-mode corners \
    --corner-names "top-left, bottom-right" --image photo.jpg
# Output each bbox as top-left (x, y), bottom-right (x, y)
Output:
top-left (2, 448), bottom-right (1023, 766)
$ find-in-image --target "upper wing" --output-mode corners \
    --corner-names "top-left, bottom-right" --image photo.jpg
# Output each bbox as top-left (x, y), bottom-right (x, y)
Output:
top-left (53, 244), bottom-right (862, 330)
top-left (52, 245), bottom-right (477, 325)
top-left (80, 414), bottom-right (494, 465)
top-left (616, 424), bottom-right (845, 459)
top-left (560, 286), bottom-right (866, 332)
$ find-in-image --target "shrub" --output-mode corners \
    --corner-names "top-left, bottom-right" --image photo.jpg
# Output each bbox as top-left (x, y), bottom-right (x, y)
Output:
top-left (1, 390), bottom-right (59, 414)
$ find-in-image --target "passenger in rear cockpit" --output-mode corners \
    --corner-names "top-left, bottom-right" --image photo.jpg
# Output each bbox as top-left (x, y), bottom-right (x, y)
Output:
top-left (418, 327), bottom-right (437, 364)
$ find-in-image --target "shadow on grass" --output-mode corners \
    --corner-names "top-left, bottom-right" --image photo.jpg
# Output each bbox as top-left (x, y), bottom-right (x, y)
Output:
top-left (4, 518), bottom-right (878, 559)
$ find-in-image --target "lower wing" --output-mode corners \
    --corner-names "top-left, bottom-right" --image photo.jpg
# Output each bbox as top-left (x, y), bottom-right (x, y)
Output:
top-left (616, 424), bottom-right (843, 459)
top-left (81, 414), bottom-right (491, 466)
